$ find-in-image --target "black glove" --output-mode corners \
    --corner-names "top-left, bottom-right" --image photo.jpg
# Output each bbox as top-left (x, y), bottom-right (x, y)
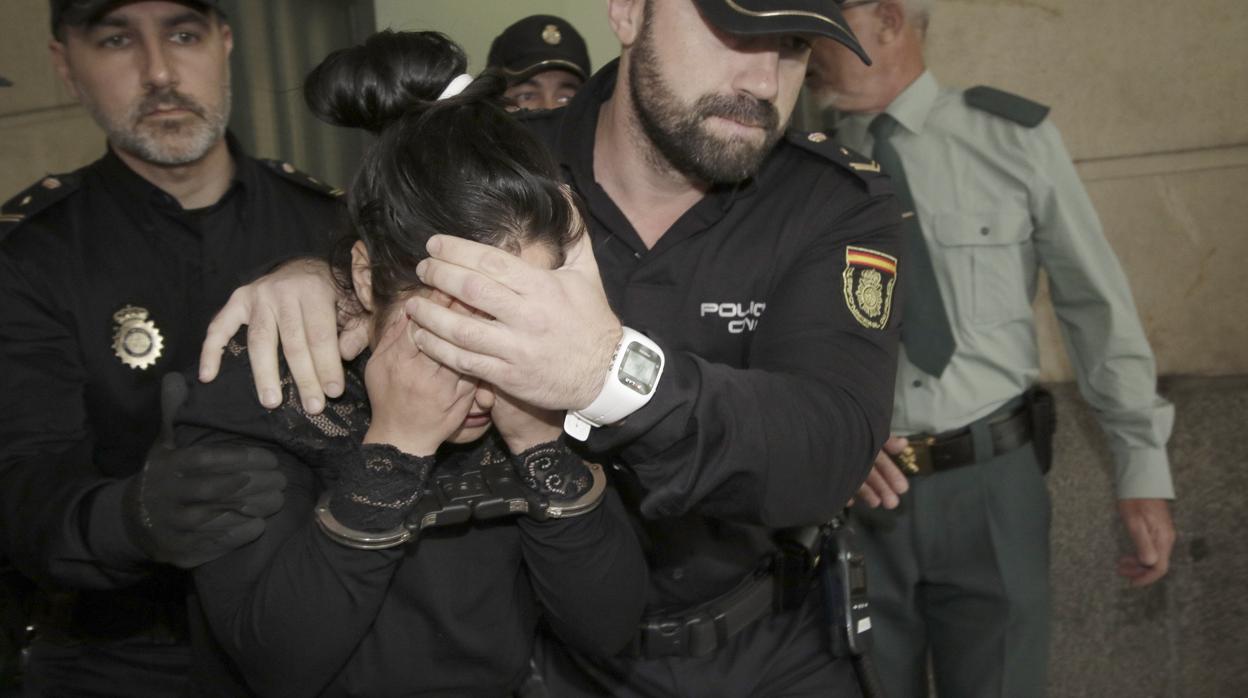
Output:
top-left (122, 373), bottom-right (287, 568)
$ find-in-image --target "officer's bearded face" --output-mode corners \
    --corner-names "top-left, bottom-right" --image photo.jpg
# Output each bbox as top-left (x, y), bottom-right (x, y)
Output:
top-left (57, 3), bottom-right (232, 167)
top-left (626, 0), bottom-right (806, 184)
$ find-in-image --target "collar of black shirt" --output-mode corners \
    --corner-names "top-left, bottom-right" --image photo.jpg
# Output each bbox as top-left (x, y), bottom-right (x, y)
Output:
top-left (96, 130), bottom-right (255, 215)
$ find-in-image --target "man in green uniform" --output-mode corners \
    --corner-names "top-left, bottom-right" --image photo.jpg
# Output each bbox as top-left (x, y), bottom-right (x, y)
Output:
top-left (806, 1), bottom-right (1176, 696)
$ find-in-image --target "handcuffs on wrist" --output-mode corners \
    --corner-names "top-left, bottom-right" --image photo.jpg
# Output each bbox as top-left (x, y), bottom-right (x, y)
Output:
top-left (315, 456), bottom-right (607, 550)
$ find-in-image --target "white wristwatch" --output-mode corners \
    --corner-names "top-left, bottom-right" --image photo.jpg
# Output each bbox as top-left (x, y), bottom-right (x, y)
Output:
top-left (564, 327), bottom-right (665, 441)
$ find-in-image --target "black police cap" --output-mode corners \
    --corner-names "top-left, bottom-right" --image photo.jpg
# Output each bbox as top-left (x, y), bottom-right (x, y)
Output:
top-left (487, 15), bottom-right (591, 84)
top-left (691, 0), bottom-right (871, 65)
top-left (50, 0), bottom-right (224, 35)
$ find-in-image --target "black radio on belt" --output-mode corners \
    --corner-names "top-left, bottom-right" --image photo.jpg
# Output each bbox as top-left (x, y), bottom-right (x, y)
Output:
top-left (821, 516), bottom-right (873, 658)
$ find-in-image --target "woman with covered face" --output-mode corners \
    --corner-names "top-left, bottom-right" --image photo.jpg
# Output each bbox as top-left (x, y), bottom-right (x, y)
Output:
top-left (174, 30), bottom-right (647, 697)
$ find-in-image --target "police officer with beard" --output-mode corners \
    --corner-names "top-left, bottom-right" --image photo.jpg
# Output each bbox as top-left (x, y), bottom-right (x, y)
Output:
top-left (199, 1), bottom-right (906, 695)
top-left (0, 2), bottom-right (341, 694)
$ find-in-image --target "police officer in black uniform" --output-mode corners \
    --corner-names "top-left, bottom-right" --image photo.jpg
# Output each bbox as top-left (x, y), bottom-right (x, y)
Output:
top-left (200, 1), bottom-right (903, 695)
top-left (0, 2), bottom-right (341, 695)
top-left (487, 14), bottom-right (592, 112)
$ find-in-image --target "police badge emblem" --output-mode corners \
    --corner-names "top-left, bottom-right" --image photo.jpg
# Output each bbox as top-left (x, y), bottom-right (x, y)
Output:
top-left (842, 246), bottom-right (897, 330)
top-left (112, 306), bottom-right (164, 370)
top-left (542, 24), bottom-right (562, 45)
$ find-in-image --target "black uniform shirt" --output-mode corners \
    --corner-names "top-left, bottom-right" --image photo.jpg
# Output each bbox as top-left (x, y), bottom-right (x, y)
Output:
top-left (521, 61), bottom-right (905, 606)
top-left (0, 138), bottom-right (342, 596)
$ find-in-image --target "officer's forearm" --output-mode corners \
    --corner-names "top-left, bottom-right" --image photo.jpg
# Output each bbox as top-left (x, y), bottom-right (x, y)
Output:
top-left (0, 455), bottom-right (149, 590)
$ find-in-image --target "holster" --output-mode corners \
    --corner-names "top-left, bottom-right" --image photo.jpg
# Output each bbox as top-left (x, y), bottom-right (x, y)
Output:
top-left (1024, 386), bottom-right (1057, 474)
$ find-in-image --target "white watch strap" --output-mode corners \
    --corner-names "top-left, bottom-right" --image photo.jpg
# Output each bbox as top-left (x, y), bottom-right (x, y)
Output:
top-left (563, 327), bottom-right (664, 441)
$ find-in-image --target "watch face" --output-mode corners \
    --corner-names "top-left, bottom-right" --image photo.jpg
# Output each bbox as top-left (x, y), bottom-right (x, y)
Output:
top-left (618, 342), bottom-right (661, 395)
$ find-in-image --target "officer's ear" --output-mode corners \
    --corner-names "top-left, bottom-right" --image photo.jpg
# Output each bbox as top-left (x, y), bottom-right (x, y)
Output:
top-left (608, 0), bottom-right (644, 48)
top-left (219, 19), bottom-right (234, 57)
top-left (877, 0), bottom-right (907, 44)
top-left (350, 241), bottom-right (375, 313)
top-left (48, 38), bottom-right (80, 101)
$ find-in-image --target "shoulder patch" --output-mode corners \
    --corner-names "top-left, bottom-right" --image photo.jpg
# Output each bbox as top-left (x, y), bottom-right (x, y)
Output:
top-left (260, 159), bottom-right (344, 199)
top-left (0, 173), bottom-right (82, 238)
top-left (963, 86), bottom-right (1049, 128)
top-left (785, 131), bottom-right (891, 196)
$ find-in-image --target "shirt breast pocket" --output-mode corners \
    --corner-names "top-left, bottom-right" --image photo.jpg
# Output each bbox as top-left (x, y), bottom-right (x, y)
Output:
top-left (930, 210), bottom-right (1034, 326)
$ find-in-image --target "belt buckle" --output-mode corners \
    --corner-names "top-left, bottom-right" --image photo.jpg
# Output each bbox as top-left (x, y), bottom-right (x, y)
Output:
top-left (641, 614), bottom-right (715, 658)
top-left (893, 435), bottom-right (936, 476)
top-left (642, 618), bottom-right (687, 657)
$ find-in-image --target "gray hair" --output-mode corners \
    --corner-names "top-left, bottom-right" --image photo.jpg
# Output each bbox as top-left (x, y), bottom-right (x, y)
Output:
top-left (896, 0), bottom-right (934, 33)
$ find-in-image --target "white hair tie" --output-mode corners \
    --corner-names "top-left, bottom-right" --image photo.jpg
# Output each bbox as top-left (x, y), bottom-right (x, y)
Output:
top-left (437, 73), bottom-right (474, 101)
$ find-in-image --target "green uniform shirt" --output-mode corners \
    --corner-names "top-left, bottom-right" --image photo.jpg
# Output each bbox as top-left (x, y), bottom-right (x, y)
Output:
top-left (833, 71), bottom-right (1174, 499)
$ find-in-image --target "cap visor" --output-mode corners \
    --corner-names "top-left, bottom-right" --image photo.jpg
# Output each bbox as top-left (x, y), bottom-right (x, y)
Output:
top-left (695, 1), bottom-right (873, 65)
top-left (500, 58), bottom-right (588, 83)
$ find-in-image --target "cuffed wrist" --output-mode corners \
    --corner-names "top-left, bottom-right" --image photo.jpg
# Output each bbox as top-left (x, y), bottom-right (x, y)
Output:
top-left (328, 443), bottom-right (434, 532)
top-left (512, 438), bottom-right (592, 499)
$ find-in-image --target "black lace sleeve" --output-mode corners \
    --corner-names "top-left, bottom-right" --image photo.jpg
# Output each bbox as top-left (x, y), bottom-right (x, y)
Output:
top-left (264, 345), bottom-right (433, 532)
top-left (512, 438), bottom-right (594, 501)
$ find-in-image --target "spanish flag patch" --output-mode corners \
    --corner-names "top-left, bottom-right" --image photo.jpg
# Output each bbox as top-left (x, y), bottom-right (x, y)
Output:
top-left (843, 246), bottom-right (897, 330)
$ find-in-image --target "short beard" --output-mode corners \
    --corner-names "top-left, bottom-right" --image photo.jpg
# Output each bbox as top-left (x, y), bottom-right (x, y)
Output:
top-left (79, 67), bottom-right (230, 167)
top-left (628, 10), bottom-right (782, 184)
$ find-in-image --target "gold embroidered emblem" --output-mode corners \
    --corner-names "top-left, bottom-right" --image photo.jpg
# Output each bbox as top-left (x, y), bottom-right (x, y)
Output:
top-left (542, 24), bottom-right (562, 45)
top-left (842, 246), bottom-right (897, 330)
top-left (112, 306), bottom-right (164, 370)
top-left (855, 269), bottom-right (884, 318)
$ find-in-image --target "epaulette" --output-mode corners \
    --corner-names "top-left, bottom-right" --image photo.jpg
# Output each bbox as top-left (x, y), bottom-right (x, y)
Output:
top-left (0, 173), bottom-right (82, 238)
top-left (786, 130), bottom-right (891, 196)
top-left (260, 159), bottom-right (344, 199)
top-left (963, 86), bottom-right (1049, 128)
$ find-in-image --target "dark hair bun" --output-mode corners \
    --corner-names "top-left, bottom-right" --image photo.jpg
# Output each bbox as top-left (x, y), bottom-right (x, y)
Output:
top-left (304, 30), bottom-right (475, 133)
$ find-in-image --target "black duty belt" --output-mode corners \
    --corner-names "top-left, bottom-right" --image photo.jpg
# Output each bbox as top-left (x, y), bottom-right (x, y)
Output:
top-left (628, 528), bottom-right (825, 660)
top-left (891, 401), bottom-right (1033, 476)
top-left (630, 566), bottom-right (775, 659)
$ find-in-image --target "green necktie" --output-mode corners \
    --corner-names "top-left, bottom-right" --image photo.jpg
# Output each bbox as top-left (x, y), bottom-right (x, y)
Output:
top-left (869, 113), bottom-right (955, 377)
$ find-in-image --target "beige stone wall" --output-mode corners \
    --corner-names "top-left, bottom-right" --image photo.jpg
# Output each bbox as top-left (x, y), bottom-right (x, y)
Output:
top-left (923, 0), bottom-right (1248, 380)
top-left (0, 0), bottom-right (105, 200)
